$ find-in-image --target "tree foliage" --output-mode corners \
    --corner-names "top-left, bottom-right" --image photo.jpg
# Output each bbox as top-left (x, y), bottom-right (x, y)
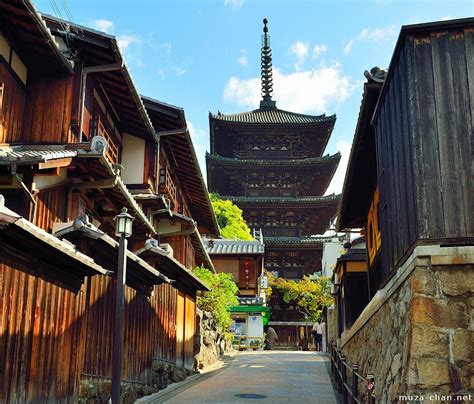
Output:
top-left (194, 266), bottom-right (239, 329)
top-left (209, 193), bottom-right (253, 240)
top-left (269, 274), bottom-right (333, 322)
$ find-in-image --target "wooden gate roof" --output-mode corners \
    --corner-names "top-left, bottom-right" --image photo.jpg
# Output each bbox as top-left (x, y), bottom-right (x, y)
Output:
top-left (135, 239), bottom-right (210, 293)
top-left (0, 195), bottom-right (107, 290)
top-left (55, 218), bottom-right (171, 294)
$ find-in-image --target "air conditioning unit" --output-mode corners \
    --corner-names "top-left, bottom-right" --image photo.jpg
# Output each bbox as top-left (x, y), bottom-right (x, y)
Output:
top-left (159, 243), bottom-right (173, 257)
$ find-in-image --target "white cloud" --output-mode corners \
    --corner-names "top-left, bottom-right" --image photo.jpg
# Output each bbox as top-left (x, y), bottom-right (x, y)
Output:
top-left (223, 64), bottom-right (353, 114)
top-left (117, 34), bottom-right (142, 52)
top-left (325, 139), bottom-right (352, 195)
top-left (224, 0), bottom-right (244, 10)
top-left (157, 68), bottom-right (165, 79)
top-left (343, 25), bottom-right (397, 55)
top-left (441, 15), bottom-right (453, 21)
top-left (312, 44), bottom-right (327, 59)
top-left (238, 49), bottom-right (248, 66)
top-left (160, 42), bottom-right (172, 54)
top-left (343, 39), bottom-right (356, 55)
top-left (289, 41), bottom-right (309, 70)
top-left (187, 121), bottom-right (207, 174)
top-left (188, 121), bottom-right (206, 139)
top-left (90, 19), bottom-right (114, 34)
top-left (173, 66), bottom-right (187, 76)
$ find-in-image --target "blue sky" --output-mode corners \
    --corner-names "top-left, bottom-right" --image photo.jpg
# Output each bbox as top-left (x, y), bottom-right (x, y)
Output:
top-left (36, 0), bottom-right (473, 193)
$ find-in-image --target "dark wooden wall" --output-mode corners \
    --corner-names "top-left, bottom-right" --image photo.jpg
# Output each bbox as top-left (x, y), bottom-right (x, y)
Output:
top-left (82, 277), bottom-right (178, 384)
top-left (373, 27), bottom-right (474, 275)
top-left (23, 74), bottom-right (76, 144)
top-left (0, 186), bottom-right (194, 401)
top-left (0, 263), bottom-right (87, 403)
top-left (0, 62), bottom-right (76, 145)
top-left (0, 60), bottom-right (26, 144)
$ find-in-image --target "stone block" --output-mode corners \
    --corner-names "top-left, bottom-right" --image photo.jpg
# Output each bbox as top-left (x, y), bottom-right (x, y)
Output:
top-left (98, 380), bottom-right (112, 402)
top-left (122, 385), bottom-right (137, 404)
top-left (452, 330), bottom-right (474, 364)
top-left (408, 360), bottom-right (451, 387)
top-left (411, 268), bottom-right (436, 296)
top-left (438, 266), bottom-right (474, 297)
top-left (78, 381), bottom-right (97, 400)
top-left (411, 296), bottom-right (468, 329)
top-left (169, 365), bottom-right (187, 383)
top-left (410, 326), bottom-right (449, 359)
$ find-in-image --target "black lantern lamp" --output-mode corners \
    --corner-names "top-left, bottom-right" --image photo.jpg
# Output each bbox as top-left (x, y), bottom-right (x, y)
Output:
top-left (114, 207), bottom-right (135, 238)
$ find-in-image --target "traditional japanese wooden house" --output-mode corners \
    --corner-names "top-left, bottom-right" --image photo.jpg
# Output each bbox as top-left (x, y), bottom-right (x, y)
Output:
top-left (0, 4), bottom-right (213, 401)
top-left (204, 234), bottom-right (265, 298)
top-left (336, 18), bottom-right (474, 400)
top-left (204, 234), bottom-right (269, 347)
top-left (331, 237), bottom-right (369, 337)
top-left (207, 19), bottom-right (340, 346)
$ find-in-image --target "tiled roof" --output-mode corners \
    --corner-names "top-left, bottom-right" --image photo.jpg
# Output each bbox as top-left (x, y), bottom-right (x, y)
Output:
top-left (264, 236), bottom-right (329, 245)
top-left (210, 108), bottom-right (336, 125)
top-left (204, 239), bottom-right (265, 255)
top-left (206, 152), bottom-right (341, 166)
top-left (0, 146), bottom-right (78, 164)
top-left (224, 194), bottom-right (340, 205)
top-left (338, 248), bottom-right (367, 262)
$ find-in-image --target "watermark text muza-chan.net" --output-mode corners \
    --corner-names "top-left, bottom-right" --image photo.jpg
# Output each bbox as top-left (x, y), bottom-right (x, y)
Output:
top-left (399, 393), bottom-right (473, 402)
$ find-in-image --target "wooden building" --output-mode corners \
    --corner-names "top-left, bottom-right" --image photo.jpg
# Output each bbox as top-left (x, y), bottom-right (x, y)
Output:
top-left (331, 237), bottom-right (369, 338)
top-left (336, 19), bottom-right (474, 400)
top-left (204, 234), bottom-right (269, 347)
top-left (0, 4), bottom-right (215, 402)
top-left (206, 19), bottom-right (340, 346)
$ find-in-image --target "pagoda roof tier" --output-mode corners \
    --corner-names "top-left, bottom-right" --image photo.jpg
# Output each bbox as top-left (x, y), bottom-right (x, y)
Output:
top-left (224, 194), bottom-right (340, 205)
top-left (209, 111), bottom-right (336, 159)
top-left (210, 108), bottom-right (336, 125)
top-left (228, 195), bottom-right (340, 236)
top-left (206, 152), bottom-right (340, 196)
top-left (206, 152), bottom-right (340, 167)
top-left (263, 236), bottom-right (328, 246)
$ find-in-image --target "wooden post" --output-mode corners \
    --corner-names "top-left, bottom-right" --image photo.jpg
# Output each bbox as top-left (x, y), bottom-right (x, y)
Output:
top-left (341, 355), bottom-right (348, 404)
top-left (337, 352), bottom-right (343, 394)
top-left (352, 364), bottom-right (358, 404)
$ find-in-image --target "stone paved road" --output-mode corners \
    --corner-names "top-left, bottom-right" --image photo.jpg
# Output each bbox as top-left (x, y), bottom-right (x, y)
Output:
top-left (163, 351), bottom-right (339, 404)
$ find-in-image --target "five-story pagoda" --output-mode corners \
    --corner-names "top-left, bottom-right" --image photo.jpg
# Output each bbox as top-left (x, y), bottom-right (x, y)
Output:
top-left (207, 19), bottom-right (340, 345)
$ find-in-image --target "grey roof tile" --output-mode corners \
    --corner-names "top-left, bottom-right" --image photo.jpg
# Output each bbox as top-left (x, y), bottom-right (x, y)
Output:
top-left (0, 146), bottom-right (78, 164)
top-left (205, 152), bottom-right (341, 166)
top-left (204, 239), bottom-right (265, 255)
top-left (210, 108), bottom-right (336, 125)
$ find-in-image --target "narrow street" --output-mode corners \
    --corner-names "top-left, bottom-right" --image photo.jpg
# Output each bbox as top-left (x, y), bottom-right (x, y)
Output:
top-left (161, 351), bottom-right (339, 403)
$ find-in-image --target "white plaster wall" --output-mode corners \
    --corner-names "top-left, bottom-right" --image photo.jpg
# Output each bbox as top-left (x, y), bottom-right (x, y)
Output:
top-left (322, 240), bottom-right (344, 277)
top-left (121, 133), bottom-right (145, 184)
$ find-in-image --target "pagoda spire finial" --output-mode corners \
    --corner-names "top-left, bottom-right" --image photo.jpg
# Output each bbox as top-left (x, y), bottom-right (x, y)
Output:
top-left (260, 18), bottom-right (276, 109)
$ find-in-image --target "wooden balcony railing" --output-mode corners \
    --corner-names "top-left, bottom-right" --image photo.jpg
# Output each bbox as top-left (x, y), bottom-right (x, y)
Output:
top-left (159, 168), bottom-right (177, 209)
top-left (90, 116), bottom-right (119, 164)
top-left (329, 341), bottom-right (376, 404)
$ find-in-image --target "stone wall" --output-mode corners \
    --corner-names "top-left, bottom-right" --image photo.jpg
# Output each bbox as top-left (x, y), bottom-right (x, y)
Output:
top-left (338, 246), bottom-right (473, 403)
top-left (194, 309), bottom-right (232, 370)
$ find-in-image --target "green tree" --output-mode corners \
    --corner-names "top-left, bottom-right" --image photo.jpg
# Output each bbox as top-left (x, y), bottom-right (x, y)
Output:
top-left (209, 193), bottom-right (253, 240)
top-left (194, 266), bottom-right (239, 329)
top-left (270, 274), bottom-right (333, 322)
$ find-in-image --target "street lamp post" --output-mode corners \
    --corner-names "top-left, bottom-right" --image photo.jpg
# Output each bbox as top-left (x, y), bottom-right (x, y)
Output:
top-left (112, 207), bottom-right (135, 404)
